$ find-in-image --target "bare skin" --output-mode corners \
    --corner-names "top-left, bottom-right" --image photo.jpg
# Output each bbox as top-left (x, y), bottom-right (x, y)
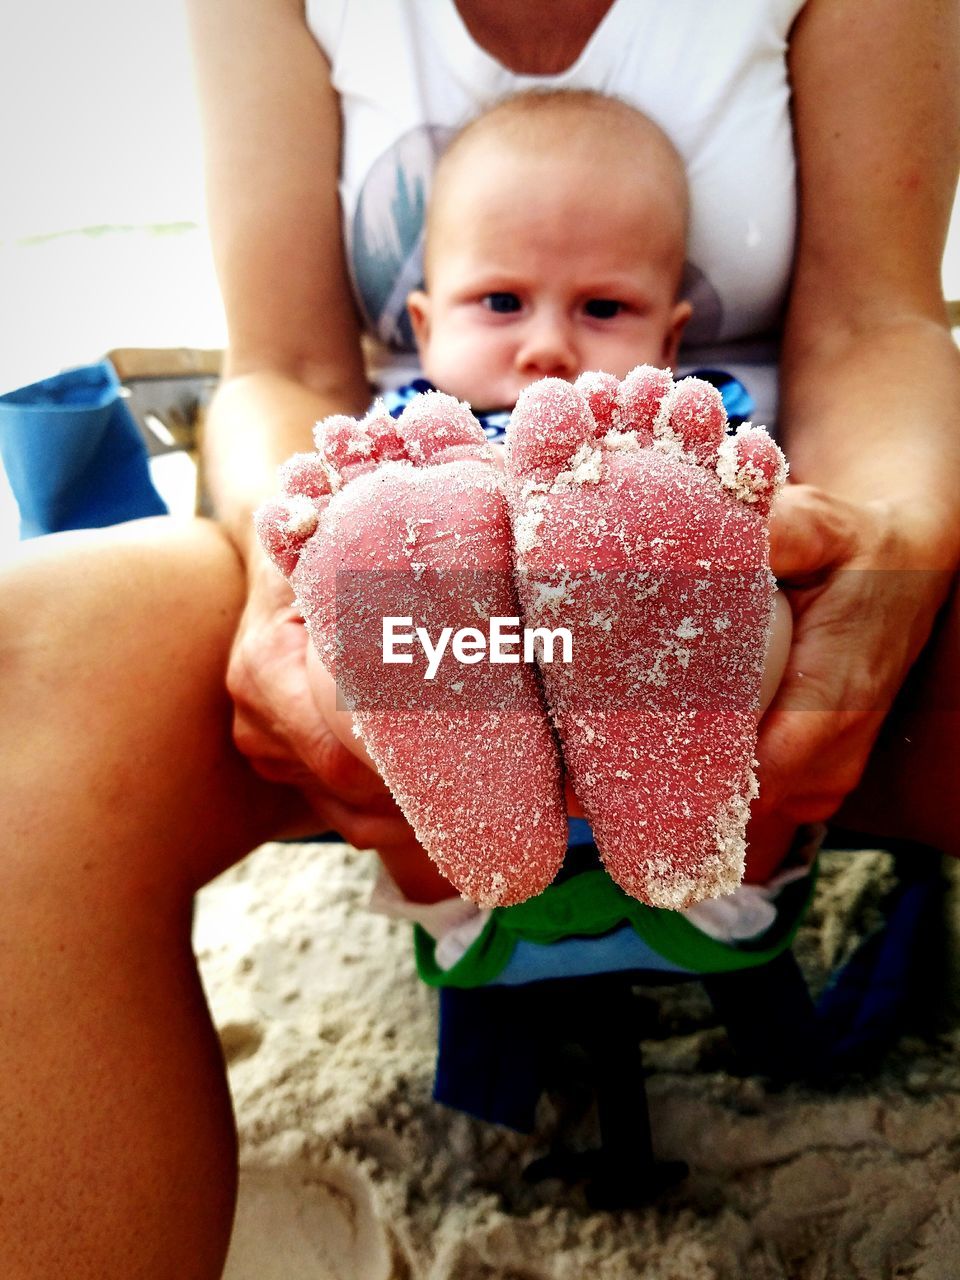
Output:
top-left (1, 522), bottom-right (256, 1278)
top-left (751, 0), bottom-right (960, 863)
top-left (0, 0), bottom-right (958, 1273)
top-left (452, 0), bottom-right (617, 75)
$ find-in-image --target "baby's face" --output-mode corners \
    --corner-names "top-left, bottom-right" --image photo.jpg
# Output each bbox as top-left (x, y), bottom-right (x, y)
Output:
top-left (408, 138), bottom-right (691, 413)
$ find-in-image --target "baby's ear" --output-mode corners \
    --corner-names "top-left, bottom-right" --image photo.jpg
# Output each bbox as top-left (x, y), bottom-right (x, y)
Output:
top-left (406, 290), bottom-right (432, 351)
top-left (663, 299), bottom-right (693, 367)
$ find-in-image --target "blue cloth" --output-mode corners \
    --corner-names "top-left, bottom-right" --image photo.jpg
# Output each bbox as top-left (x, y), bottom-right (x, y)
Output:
top-left (0, 361), bottom-right (167, 539)
top-left (690, 368), bottom-right (755, 426)
top-left (434, 983), bottom-right (553, 1131)
top-left (566, 816), bottom-right (596, 847)
top-left (814, 845), bottom-right (943, 1068)
top-left (431, 830), bottom-right (817, 1127)
top-left (491, 921), bottom-right (694, 985)
top-left (435, 941), bottom-right (821, 1131)
top-left (490, 829), bottom-right (698, 984)
top-left (382, 369), bottom-right (755, 441)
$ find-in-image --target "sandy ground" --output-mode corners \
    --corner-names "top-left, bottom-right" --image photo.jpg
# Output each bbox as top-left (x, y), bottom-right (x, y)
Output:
top-left (193, 839), bottom-right (960, 1280)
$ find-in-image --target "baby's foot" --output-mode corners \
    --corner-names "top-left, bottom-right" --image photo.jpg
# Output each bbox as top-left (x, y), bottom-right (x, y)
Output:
top-left (505, 367), bottom-right (786, 909)
top-left (256, 393), bottom-right (567, 907)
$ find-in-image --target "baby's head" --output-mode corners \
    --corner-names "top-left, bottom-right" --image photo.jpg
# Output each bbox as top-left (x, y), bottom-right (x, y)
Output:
top-left (407, 90), bottom-right (692, 413)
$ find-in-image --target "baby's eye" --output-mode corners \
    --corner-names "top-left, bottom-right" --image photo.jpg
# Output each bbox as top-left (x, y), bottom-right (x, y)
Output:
top-left (483, 292), bottom-right (522, 314)
top-left (583, 298), bottom-right (625, 319)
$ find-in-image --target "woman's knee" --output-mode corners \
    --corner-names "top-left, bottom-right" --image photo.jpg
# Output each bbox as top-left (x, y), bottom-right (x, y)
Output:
top-left (0, 519), bottom-right (243, 754)
top-left (0, 517), bottom-right (243, 652)
top-left (0, 518), bottom-right (268, 901)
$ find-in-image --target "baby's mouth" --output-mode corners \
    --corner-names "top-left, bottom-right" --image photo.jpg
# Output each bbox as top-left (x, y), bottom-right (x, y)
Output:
top-left (477, 374), bottom-right (581, 416)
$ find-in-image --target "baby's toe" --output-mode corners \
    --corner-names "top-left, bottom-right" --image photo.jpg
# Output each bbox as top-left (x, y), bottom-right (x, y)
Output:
top-left (398, 391), bottom-right (490, 465)
top-left (363, 407), bottom-right (409, 463)
top-left (255, 496), bottom-right (320, 576)
top-left (616, 365), bottom-right (674, 445)
top-left (575, 370), bottom-right (620, 433)
top-left (718, 425), bottom-right (788, 514)
top-left (314, 414), bottom-right (378, 489)
top-left (665, 377), bottom-right (727, 464)
top-left (506, 378), bottom-right (600, 489)
top-left (279, 451), bottom-right (331, 500)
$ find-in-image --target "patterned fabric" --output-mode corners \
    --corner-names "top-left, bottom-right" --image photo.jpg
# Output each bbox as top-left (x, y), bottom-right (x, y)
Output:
top-left (415, 839), bottom-right (817, 989)
top-left (381, 377), bottom-right (510, 440)
top-left (381, 369), bottom-right (755, 441)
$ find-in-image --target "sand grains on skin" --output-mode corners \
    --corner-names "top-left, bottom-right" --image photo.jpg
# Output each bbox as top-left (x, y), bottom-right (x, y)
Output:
top-left (256, 392), bottom-right (567, 907)
top-left (505, 366), bottom-right (787, 909)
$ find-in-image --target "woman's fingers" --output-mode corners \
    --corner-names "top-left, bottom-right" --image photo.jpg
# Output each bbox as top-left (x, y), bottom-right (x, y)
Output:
top-left (305, 642), bottom-right (378, 770)
top-left (754, 483), bottom-right (952, 825)
top-left (767, 483), bottom-right (860, 581)
top-left (227, 559), bottom-right (396, 814)
top-left (755, 705), bottom-right (879, 824)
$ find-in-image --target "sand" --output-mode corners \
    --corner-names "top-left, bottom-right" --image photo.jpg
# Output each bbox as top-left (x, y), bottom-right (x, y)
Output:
top-left (195, 839), bottom-right (960, 1279)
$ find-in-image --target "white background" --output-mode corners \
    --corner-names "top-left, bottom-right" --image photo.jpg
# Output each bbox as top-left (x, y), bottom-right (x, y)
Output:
top-left (0, 0), bottom-right (224, 392)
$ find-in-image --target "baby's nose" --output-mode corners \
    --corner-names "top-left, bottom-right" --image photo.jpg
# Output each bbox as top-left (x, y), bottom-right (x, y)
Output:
top-left (515, 316), bottom-right (578, 378)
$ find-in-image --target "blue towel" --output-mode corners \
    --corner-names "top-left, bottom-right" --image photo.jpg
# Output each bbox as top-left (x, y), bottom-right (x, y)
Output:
top-left (0, 360), bottom-right (167, 538)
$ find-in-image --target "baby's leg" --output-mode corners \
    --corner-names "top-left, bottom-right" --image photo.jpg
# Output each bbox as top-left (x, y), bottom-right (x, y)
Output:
top-left (506, 368), bottom-right (787, 908)
top-left (258, 394), bottom-right (568, 907)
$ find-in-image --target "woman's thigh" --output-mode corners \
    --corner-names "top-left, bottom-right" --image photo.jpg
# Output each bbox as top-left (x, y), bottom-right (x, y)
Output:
top-left (0, 516), bottom-right (304, 906)
top-left (837, 574), bottom-right (960, 854)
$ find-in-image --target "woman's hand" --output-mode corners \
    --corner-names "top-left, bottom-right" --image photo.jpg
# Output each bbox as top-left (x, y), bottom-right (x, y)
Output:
top-left (227, 550), bottom-right (415, 848)
top-left (753, 482), bottom-right (955, 828)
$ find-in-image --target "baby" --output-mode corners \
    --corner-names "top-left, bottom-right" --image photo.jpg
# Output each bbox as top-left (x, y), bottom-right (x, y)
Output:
top-left (258, 95), bottom-right (817, 1199)
top-left (256, 90), bottom-right (791, 917)
top-left (404, 90), bottom-right (693, 417)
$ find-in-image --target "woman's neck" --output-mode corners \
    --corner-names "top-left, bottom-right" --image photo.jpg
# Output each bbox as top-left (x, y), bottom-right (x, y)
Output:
top-left (454, 0), bottom-right (617, 75)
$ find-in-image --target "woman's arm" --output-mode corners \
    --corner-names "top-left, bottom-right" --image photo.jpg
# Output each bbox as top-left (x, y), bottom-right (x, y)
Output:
top-left (187, 0), bottom-right (371, 558)
top-left (753, 0), bottom-right (960, 834)
top-left (184, 0), bottom-right (434, 871)
top-left (783, 0), bottom-right (960, 517)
